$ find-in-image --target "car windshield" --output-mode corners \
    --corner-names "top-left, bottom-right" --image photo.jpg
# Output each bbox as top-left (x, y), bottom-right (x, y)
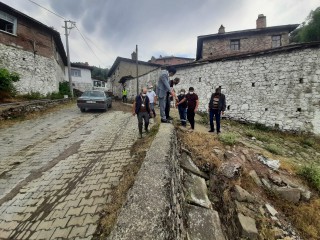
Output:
top-left (82, 91), bottom-right (105, 98)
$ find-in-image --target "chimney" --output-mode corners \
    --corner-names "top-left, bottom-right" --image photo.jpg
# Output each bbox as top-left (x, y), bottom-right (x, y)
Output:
top-left (131, 51), bottom-right (137, 60)
top-left (256, 14), bottom-right (266, 28)
top-left (218, 25), bottom-right (225, 34)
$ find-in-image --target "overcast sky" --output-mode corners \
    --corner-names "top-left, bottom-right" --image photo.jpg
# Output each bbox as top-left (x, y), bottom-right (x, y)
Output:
top-left (2, 0), bottom-right (319, 68)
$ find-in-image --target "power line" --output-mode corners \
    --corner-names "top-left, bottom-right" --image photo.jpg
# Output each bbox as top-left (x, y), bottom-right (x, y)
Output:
top-left (75, 26), bottom-right (104, 66)
top-left (27, 0), bottom-right (66, 20)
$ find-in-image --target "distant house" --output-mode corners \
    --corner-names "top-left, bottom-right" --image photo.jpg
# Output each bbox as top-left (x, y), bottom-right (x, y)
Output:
top-left (107, 55), bottom-right (161, 97)
top-left (196, 14), bottom-right (299, 60)
top-left (92, 78), bottom-right (110, 92)
top-left (149, 56), bottom-right (194, 66)
top-left (65, 63), bottom-right (94, 92)
top-left (0, 2), bottom-right (67, 95)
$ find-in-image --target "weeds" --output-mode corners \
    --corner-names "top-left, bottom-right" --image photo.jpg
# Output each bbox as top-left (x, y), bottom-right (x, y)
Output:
top-left (264, 143), bottom-right (283, 155)
top-left (245, 129), bottom-right (271, 143)
top-left (219, 132), bottom-right (238, 146)
top-left (298, 165), bottom-right (320, 192)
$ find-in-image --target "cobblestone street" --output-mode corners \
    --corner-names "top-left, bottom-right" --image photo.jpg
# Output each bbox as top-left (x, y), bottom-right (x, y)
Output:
top-left (0, 104), bottom-right (139, 239)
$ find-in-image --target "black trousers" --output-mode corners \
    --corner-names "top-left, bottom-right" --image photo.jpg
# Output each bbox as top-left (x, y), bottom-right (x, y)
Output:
top-left (187, 108), bottom-right (195, 129)
top-left (165, 94), bottom-right (171, 119)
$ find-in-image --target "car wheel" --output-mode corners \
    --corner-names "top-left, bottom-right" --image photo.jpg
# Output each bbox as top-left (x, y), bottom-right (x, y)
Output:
top-left (80, 108), bottom-right (85, 112)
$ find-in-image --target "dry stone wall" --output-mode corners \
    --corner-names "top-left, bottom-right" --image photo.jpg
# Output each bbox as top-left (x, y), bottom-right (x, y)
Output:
top-left (0, 43), bottom-right (65, 95)
top-left (124, 45), bottom-right (320, 134)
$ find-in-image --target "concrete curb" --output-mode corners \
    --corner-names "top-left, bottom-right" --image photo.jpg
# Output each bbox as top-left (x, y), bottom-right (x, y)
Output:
top-left (107, 123), bottom-right (175, 240)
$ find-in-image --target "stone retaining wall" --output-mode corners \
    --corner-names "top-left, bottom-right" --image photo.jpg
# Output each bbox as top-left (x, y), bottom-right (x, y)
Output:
top-left (0, 98), bottom-right (71, 120)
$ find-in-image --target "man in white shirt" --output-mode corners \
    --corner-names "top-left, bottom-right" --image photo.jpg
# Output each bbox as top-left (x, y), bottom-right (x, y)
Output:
top-left (146, 85), bottom-right (157, 117)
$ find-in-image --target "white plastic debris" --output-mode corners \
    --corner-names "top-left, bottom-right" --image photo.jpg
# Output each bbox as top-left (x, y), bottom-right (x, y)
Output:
top-left (258, 155), bottom-right (280, 170)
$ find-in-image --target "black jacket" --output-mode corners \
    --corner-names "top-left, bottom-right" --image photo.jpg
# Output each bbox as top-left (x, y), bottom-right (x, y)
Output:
top-left (135, 95), bottom-right (150, 114)
top-left (208, 93), bottom-right (226, 111)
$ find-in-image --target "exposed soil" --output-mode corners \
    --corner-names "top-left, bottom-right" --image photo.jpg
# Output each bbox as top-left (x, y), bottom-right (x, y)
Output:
top-left (174, 108), bottom-right (320, 240)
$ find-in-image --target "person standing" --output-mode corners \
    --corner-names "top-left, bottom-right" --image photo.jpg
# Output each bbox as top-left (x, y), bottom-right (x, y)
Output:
top-left (176, 89), bottom-right (187, 127)
top-left (208, 87), bottom-right (226, 133)
top-left (146, 85), bottom-right (157, 118)
top-left (132, 87), bottom-right (151, 138)
top-left (156, 67), bottom-right (176, 123)
top-left (122, 88), bottom-right (128, 103)
top-left (176, 87), bottom-right (199, 131)
top-left (165, 77), bottom-right (180, 120)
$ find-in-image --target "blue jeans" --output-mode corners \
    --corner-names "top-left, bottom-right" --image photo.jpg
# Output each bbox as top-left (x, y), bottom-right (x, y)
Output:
top-left (178, 107), bottom-right (187, 126)
top-left (210, 109), bottom-right (221, 132)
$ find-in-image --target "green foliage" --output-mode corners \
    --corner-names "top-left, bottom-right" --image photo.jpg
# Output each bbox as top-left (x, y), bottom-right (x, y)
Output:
top-left (58, 81), bottom-right (71, 96)
top-left (290, 7), bottom-right (320, 43)
top-left (197, 111), bottom-right (209, 125)
top-left (92, 67), bottom-right (109, 80)
top-left (219, 133), bottom-right (238, 145)
top-left (264, 143), bottom-right (283, 155)
top-left (299, 165), bottom-right (320, 191)
top-left (245, 129), bottom-right (271, 143)
top-left (0, 68), bottom-right (20, 96)
top-left (20, 91), bottom-right (44, 100)
top-left (301, 137), bottom-right (316, 147)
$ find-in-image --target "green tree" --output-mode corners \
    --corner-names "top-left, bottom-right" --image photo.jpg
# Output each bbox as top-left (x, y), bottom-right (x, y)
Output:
top-left (0, 68), bottom-right (20, 98)
top-left (290, 7), bottom-right (320, 43)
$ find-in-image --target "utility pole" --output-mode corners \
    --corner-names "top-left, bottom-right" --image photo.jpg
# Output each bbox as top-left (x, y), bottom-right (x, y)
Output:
top-left (63, 20), bottom-right (76, 98)
top-left (136, 44), bottom-right (139, 95)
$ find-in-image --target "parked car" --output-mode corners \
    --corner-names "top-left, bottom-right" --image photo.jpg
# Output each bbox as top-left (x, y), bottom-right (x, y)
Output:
top-left (77, 90), bottom-right (112, 112)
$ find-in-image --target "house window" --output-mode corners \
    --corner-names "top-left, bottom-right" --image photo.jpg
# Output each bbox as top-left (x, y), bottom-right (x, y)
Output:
top-left (71, 68), bottom-right (81, 77)
top-left (230, 39), bottom-right (240, 50)
top-left (94, 81), bottom-right (101, 87)
top-left (272, 35), bottom-right (281, 48)
top-left (0, 10), bottom-right (17, 35)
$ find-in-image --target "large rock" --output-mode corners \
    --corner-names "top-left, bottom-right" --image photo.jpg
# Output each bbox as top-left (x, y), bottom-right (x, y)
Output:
top-left (187, 204), bottom-right (226, 240)
top-left (265, 203), bottom-right (278, 216)
top-left (219, 162), bottom-right (242, 179)
top-left (184, 173), bottom-right (212, 209)
top-left (249, 170), bottom-right (262, 186)
top-left (274, 187), bottom-right (301, 203)
top-left (181, 153), bottom-right (209, 180)
top-left (237, 213), bottom-right (258, 239)
top-left (233, 185), bottom-right (255, 203)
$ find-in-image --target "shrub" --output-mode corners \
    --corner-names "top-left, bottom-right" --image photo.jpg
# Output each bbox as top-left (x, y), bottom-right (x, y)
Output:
top-left (298, 165), bottom-right (320, 192)
top-left (0, 68), bottom-right (20, 97)
top-left (20, 91), bottom-right (44, 100)
top-left (47, 92), bottom-right (63, 100)
top-left (264, 143), bottom-right (283, 155)
top-left (59, 81), bottom-right (71, 96)
top-left (219, 133), bottom-right (237, 145)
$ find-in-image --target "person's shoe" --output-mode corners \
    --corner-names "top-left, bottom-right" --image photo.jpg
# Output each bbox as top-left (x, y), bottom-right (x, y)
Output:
top-left (138, 133), bottom-right (143, 139)
top-left (208, 129), bottom-right (214, 133)
top-left (217, 131), bottom-right (221, 134)
top-left (167, 116), bottom-right (173, 120)
top-left (161, 119), bottom-right (170, 123)
top-left (145, 129), bottom-right (149, 133)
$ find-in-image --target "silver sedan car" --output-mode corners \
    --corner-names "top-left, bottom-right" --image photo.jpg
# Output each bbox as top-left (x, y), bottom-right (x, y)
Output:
top-left (77, 90), bottom-right (112, 112)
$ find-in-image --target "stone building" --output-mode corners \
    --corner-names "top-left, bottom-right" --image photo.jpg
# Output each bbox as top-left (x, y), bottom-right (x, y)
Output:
top-left (0, 2), bottom-right (67, 95)
top-left (107, 56), bottom-right (161, 98)
top-left (65, 63), bottom-right (94, 92)
top-left (149, 56), bottom-right (194, 66)
top-left (196, 14), bottom-right (299, 60)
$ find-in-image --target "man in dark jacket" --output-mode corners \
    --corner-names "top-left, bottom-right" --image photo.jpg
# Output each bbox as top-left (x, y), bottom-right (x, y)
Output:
top-left (132, 87), bottom-right (151, 138)
top-left (208, 87), bottom-right (226, 133)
